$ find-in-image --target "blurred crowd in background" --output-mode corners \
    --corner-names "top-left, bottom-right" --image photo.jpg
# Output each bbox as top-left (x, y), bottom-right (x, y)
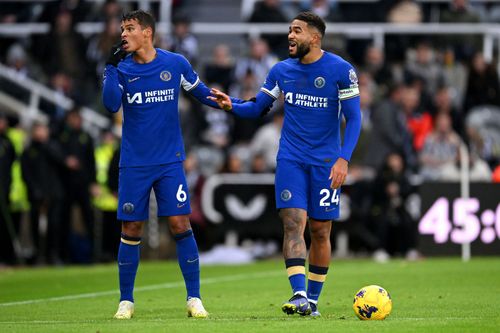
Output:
top-left (1, 0), bottom-right (500, 266)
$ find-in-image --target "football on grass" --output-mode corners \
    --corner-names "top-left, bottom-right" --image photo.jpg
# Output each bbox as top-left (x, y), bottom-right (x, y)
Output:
top-left (353, 285), bottom-right (392, 320)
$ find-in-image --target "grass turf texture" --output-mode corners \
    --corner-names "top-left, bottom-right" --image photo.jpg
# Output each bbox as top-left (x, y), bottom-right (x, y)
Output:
top-left (0, 258), bottom-right (499, 333)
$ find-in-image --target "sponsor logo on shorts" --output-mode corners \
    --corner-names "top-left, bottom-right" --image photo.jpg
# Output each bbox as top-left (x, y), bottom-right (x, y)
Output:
top-left (281, 189), bottom-right (292, 201)
top-left (177, 203), bottom-right (187, 208)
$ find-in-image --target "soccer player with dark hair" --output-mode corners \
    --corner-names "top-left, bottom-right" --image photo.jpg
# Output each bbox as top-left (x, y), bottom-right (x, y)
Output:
top-left (102, 10), bottom-right (241, 319)
top-left (209, 11), bottom-right (362, 316)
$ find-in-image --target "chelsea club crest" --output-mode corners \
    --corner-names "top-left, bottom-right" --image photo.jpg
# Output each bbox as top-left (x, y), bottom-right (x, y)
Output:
top-left (160, 71), bottom-right (171, 81)
top-left (349, 69), bottom-right (358, 85)
top-left (314, 76), bottom-right (325, 88)
top-left (281, 189), bottom-right (292, 201)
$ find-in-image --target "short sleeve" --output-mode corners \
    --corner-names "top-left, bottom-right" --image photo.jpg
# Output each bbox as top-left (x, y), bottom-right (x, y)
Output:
top-left (260, 64), bottom-right (281, 99)
top-left (338, 62), bottom-right (360, 101)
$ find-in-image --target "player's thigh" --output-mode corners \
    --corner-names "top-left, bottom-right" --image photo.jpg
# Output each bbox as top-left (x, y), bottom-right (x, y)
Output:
top-left (275, 159), bottom-right (309, 211)
top-left (153, 162), bottom-right (191, 217)
top-left (308, 164), bottom-right (341, 220)
top-left (118, 166), bottom-right (155, 221)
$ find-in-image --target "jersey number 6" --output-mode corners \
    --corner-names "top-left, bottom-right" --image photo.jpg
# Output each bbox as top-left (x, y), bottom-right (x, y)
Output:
top-left (176, 184), bottom-right (187, 202)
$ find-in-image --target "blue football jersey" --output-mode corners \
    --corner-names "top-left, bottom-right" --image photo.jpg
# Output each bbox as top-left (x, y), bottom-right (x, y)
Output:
top-left (103, 49), bottom-right (199, 167)
top-left (260, 51), bottom-right (360, 166)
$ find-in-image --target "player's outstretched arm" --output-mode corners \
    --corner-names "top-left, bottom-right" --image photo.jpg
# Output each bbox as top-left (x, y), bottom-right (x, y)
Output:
top-left (208, 88), bottom-right (275, 118)
top-left (188, 81), bottom-right (246, 109)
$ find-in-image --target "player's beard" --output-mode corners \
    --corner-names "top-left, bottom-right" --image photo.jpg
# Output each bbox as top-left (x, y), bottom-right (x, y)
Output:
top-left (290, 41), bottom-right (311, 59)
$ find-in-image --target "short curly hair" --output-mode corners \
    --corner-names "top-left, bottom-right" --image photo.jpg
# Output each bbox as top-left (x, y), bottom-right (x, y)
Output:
top-left (293, 11), bottom-right (326, 37)
top-left (122, 10), bottom-right (156, 39)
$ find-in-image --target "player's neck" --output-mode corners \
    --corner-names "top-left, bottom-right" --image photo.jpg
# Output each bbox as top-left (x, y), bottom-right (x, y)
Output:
top-left (300, 48), bottom-right (323, 64)
top-left (133, 45), bottom-right (157, 64)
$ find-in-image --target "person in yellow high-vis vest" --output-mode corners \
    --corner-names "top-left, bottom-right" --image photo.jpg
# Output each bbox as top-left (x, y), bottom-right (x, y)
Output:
top-left (0, 113), bottom-right (17, 265)
top-left (93, 130), bottom-right (120, 261)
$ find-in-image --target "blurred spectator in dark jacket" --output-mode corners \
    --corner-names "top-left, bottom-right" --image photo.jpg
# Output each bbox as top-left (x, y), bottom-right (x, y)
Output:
top-left (0, 113), bottom-right (17, 265)
top-left (440, 0), bottom-right (481, 59)
top-left (371, 152), bottom-right (418, 262)
top-left (21, 122), bottom-right (65, 264)
top-left (204, 44), bottom-right (235, 93)
top-left (464, 52), bottom-right (500, 113)
top-left (364, 84), bottom-right (416, 171)
top-left (249, 0), bottom-right (289, 58)
top-left (57, 107), bottom-right (97, 263)
top-left (164, 14), bottom-right (199, 67)
top-left (87, 16), bottom-right (122, 84)
top-left (32, 10), bottom-right (89, 83)
top-left (362, 45), bottom-right (394, 98)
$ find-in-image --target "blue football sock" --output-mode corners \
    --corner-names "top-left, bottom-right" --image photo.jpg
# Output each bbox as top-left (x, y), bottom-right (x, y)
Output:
top-left (118, 233), bottom-right (141, 302)
top-left (174, 230), bottom-right (201, 299)
top-left (307, 264), bottom-right (329, 304)
top-left (285, 258), bottom-right (306, 296)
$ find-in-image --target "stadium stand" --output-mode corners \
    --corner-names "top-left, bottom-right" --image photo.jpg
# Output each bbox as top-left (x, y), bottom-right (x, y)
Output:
top-left (0, 0), bottom-right (499, 265)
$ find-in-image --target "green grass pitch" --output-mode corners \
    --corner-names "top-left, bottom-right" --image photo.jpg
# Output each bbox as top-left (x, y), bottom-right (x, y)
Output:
top-left (1, 257), bottom-right (499, 333)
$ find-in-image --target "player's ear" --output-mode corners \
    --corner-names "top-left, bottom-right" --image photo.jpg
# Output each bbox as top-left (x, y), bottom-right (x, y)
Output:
top-left (312, 32), bottom-right (322, 45)
top-left (143, 26), bottom-right (153, 40)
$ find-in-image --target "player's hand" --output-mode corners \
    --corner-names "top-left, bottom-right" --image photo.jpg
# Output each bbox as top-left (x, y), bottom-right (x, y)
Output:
top-left (208, 88), bottom-right (233, 111)
top-left (329, 158), bottom-right (348, 189)
top-left (106, 41), bottom-right (127, 67)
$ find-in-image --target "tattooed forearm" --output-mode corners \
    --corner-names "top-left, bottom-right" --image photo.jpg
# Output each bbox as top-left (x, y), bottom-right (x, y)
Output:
top-left (280, 208), bottom-right (307, 259)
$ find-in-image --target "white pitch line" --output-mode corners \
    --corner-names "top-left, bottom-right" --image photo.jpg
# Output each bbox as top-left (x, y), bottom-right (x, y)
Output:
top-left (0, 270), bottom-right (283, 307)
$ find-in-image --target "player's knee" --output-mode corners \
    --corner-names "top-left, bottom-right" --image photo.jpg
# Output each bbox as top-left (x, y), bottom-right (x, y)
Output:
top-left (168, 215), bottom-right (191, 235)
top-left (121, 221), bottom-right (144, 238)
top-left (281, 212), bottom-right (304, 236)
top-left (309, 224), bottom-right (331, 243)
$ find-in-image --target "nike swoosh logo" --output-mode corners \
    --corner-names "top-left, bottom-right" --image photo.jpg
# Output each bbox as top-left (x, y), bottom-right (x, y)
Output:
top-left (118, 262), bottom-right (132, 266)
top-left (177, 203), bottom-right (186, 208)
top-left (299, 302), bottom-right (307, 307)
top-left (325, 207), bottom-right (336, 212)
top-left (128, 77), bottom-right (140, 83)
top-left (187, 258), bottom-right (199, 263)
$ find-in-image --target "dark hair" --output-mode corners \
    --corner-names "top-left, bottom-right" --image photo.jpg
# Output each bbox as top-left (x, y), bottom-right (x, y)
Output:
top-left (122, 10), bottom-right (156, 39)
top-left (293, 11), bottom-right (326, 37)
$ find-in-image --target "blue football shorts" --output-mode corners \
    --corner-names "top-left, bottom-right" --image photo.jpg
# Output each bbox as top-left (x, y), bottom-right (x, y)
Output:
top-left (117, 161), bottom-right (191, 221)
top-left (275, 158), bottom-right (341, 221)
